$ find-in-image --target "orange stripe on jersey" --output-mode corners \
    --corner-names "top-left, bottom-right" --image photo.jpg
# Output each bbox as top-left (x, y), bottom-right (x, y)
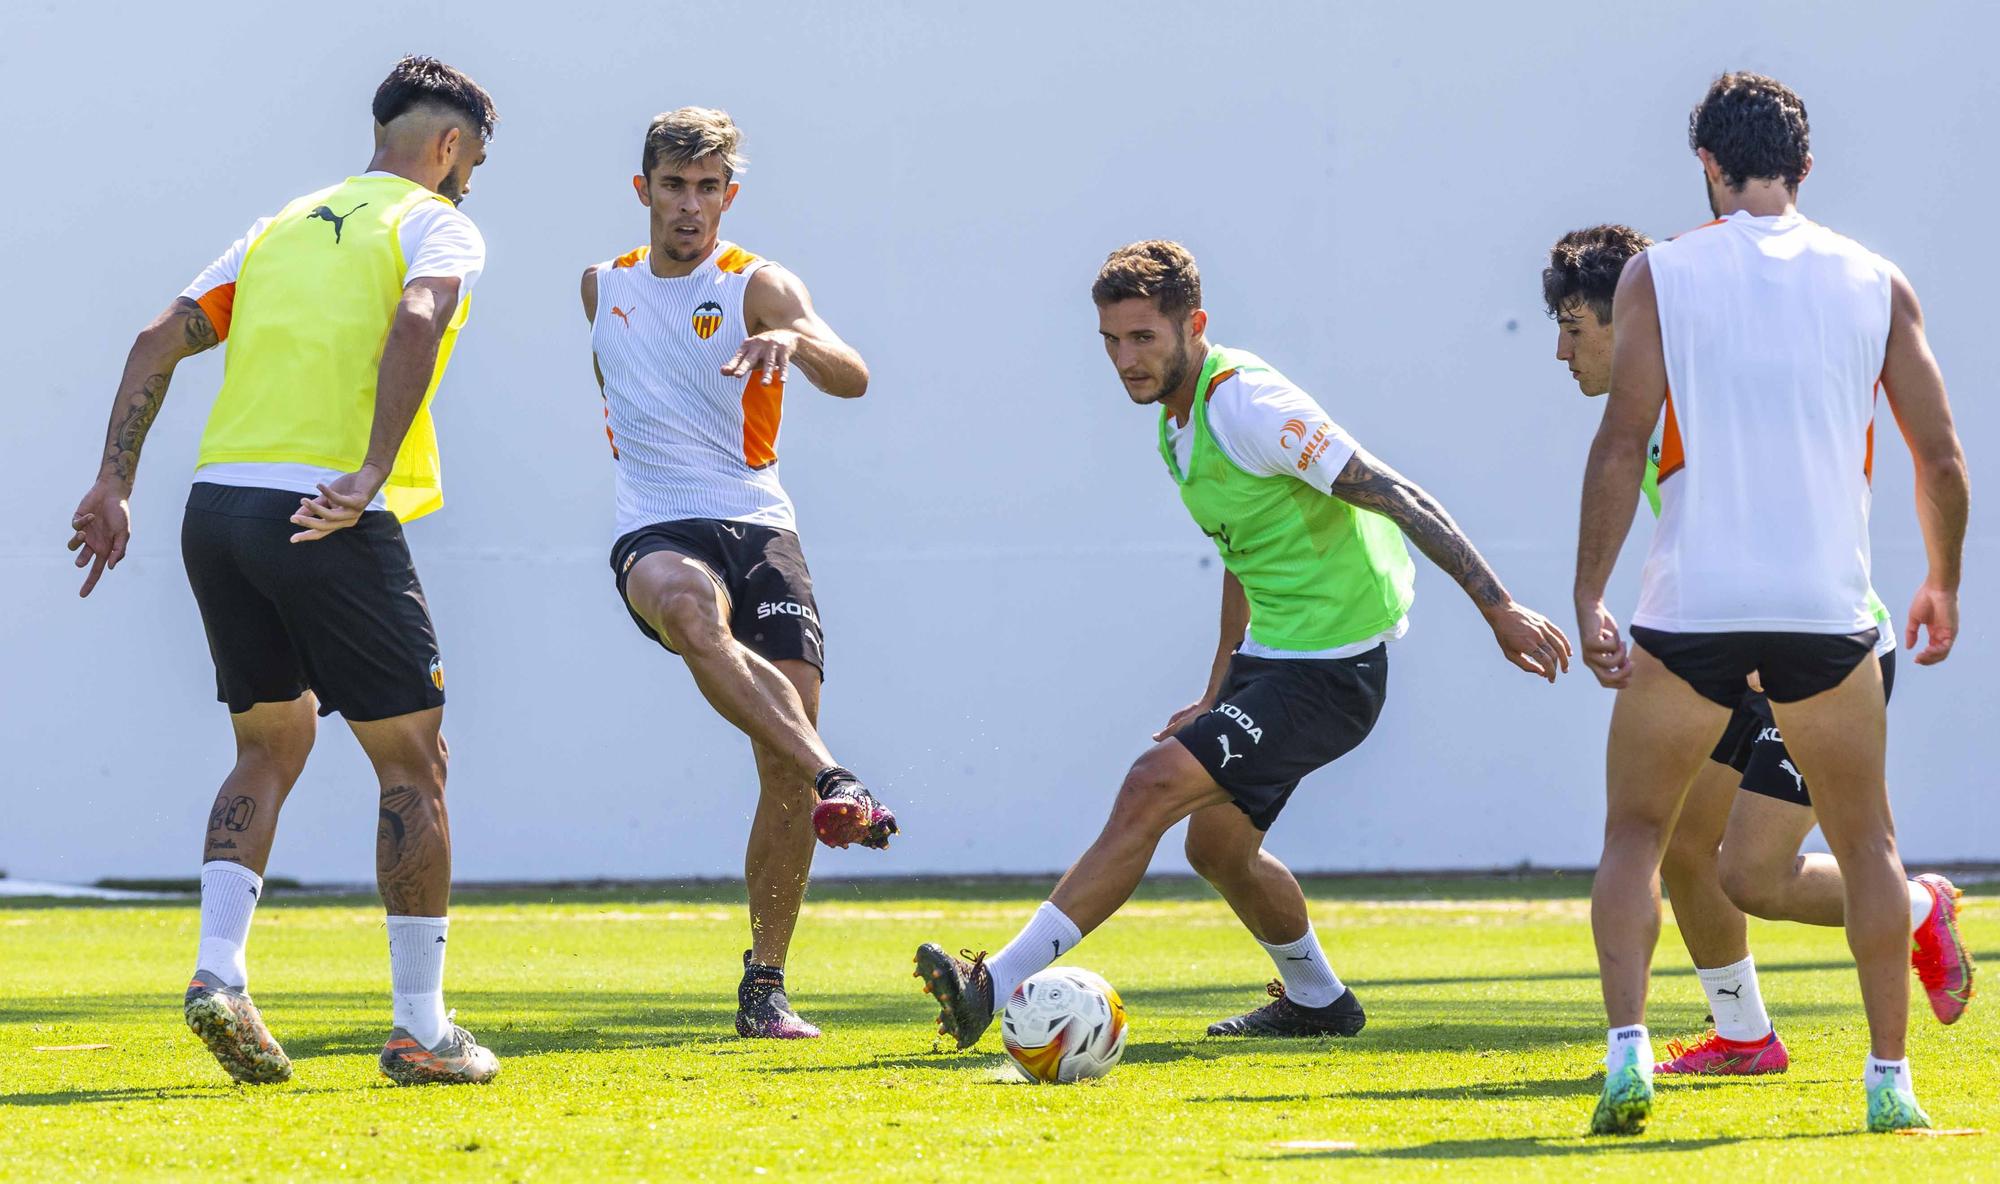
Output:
top-left (1201, 368), bottom-right (1238, 402)
top-left (1657, 386), bottom-right (1686, 481)
top-left (194, 282), bottom-right (236, 341)
top-left (714, 245), bottom-right (762, 275)
top-left (612, 245), bottom-right (650, 269)
top-left (741, 372), bottom-right (783, 469)
top-left (1865, 379), bottom-right (1880, 483)
top-left (1669, 218), bottom-right (1727, 241)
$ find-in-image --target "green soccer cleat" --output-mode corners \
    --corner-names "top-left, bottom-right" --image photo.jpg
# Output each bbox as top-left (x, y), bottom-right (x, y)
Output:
top-left (183, 970), bottom-right (292, 1084)
top-left (1866, 1081), bottom-right (1933, 1133)
top-left (1588, 1061), bottom-right (1653, 1136)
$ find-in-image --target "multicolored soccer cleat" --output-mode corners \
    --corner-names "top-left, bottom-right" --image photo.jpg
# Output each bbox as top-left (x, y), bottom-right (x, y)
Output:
top-left (1589, 1061), bottom-right (1653, 1136)
top-left (379, 1022), bottom-right (500, 1085)
top-left (1911, 873), bottom-right (1975, 1025)
top-left (183, 970), bottom-right (293, 1084)
top-left (1866, 1079), bottom-right (1933, 1133)
top-left (913, 942), bottom-right (996, 1049)
top-left (737, 950), bottom-right (821, 1039)
top-left (1205, 981), bottom-right (1366, 1037)
top-left (812, 766), bottom-right (898, 850)
top-left (1652, 1028), bottom-right (1788, 1076)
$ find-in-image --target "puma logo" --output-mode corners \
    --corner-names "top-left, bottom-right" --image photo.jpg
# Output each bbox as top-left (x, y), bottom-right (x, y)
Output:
top-left (1779, 759), bottom-right (1805, 794)
top-left (306, 202), bottom-right (369, 243)
top-left (1217, 735), bottom-right (1245, 768)
top-left (1716, 985), bottom-right (1742, 999)
top-left (1051, 939), bottom-right (1061, 956)
top-left (611, 305), bottom-right (635, 327)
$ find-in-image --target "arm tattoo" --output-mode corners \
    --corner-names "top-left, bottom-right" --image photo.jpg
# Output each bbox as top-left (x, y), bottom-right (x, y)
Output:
top-left (103, 373), bottom-right (170, 484)
top-left (377, 784), bottom-right (451, 915)
top-left (180, 299), bottom-right (220, 352)
top-left (1330, 451), bottom-right (1508, 610)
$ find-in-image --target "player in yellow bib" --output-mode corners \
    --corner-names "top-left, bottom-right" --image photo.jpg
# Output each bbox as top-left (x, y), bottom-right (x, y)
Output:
top-left (67, 56), bottom-right (503, 1087)
top-left (1544, 225), bottom-right (1972, 1084)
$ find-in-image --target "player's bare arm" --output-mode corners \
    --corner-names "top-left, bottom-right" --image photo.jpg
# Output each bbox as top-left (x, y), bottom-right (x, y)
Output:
top-left (1880, 269), bottom-right (1970, 666)
top-left (290, 276), bottom-right (464, 542)
top-left (1329, 449), bottom-right (1572, 681)
top-left (1154, 571), bottom-right (1251, 740)
top-left (727, 265), bottom-right (868, 397)
top-left (67, 296), bottom-right (220, 596)
top-left (1574, 253), bottom-right (1666, 687)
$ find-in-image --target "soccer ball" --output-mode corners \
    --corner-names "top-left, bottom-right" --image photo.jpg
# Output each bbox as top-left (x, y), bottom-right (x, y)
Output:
top-left (1000, 967), bottom-right (1129, 1083)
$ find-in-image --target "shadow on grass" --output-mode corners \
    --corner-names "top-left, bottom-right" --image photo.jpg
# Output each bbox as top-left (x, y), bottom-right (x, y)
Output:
top-left (1263, 1134), bottom-right (1752, 1161)
top-left (0, 1084), bottom-right (354, 1108)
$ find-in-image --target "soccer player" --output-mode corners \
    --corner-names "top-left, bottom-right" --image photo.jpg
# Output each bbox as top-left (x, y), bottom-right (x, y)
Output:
top-left (580, 108), bottom-right (889, 1039)
top-left (1574, 74), bottom-right (1970, 1134)
top-left (914, 240), bottom-right (1572, 1047)
top-left (65, 57), bottom-right (503, 1085)
top-left (1545, 227), bottom-right (1973, 1079)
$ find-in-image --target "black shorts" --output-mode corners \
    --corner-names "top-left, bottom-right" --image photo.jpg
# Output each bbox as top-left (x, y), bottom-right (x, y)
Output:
top-left (1172, 646), bottom-right (1389, 831)
top-left (1630, 625), bottom-right (1880, 708)
top-left (181, 483), bottom-right (445, 721)
top-left (610, 518), bottom-right (823, 671)
top-left (1709, 650), bottom-right (1897, 808)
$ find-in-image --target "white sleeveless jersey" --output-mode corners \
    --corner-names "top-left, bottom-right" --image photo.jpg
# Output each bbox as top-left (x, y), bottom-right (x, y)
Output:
top-left (591, 242), bottom-right (794, 536)
top-left (1635, 211), bottom-right (1893, 634)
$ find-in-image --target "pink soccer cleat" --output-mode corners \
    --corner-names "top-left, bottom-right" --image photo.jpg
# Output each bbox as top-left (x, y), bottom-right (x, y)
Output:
top-left (1911, 873), bottom-right (1976, 1025)
top-left (1653, 1029), bottom-right (1789, 1076)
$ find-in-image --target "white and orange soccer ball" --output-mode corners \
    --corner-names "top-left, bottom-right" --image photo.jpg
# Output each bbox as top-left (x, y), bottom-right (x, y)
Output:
top-left (1000, 967), bottom-right (1129, 1083)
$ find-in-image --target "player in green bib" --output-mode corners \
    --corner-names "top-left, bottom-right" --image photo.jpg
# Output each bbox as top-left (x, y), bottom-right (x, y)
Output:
top-left (914, 240), bottom-right (1572, 1048)
top-left (1543, 227), bottom-right (1972, 1104)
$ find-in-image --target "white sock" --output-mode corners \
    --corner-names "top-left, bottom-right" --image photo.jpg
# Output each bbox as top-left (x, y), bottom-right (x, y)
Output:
top-left (1696, 955), bottom-right (1774, 1042)
top-left (1607, 1024), bottom-right (1653, 1077)
top-left (984, 902), bottom-right (1082, 1008)
top-left (387, 915), bottom-right (450, 1047)
top-left (1909, 880), bottom-right (1935, 931)
top-left (195, 861), bottom-right (262, 988)
top-left (1258, 927), bottom-right (1345, 1008)
top-left (1865, 1056), bottom-right (1913, 1094)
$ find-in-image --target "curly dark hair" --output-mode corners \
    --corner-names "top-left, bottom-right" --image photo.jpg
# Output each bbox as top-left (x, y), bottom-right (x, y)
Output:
top-left (372, 55), bottom-right (498, 142)
top-left (1543, 225), bottom-right (1653, 324)
top-left (1091, 240), bottom-right (1202, 319)
top-left (1689, 72), bottom-right (1808, 190)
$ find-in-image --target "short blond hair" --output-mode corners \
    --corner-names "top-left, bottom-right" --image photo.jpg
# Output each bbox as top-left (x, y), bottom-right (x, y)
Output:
top-left (642, 107), bottom-right (746, 178)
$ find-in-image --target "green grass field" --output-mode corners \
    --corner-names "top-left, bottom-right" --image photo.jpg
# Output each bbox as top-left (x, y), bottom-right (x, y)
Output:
top-left (3, 874), bottom-right (1994, 1181)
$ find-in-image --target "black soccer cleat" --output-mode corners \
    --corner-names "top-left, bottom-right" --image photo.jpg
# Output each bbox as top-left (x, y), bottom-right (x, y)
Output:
top-left (1205, 981), bottom-right (1366, 1038)
top-left (812, 766), bottom-right (899, 850)
top-left (913, 942), bottom-right (996, 1049)
top-left (736, 950), bottom-right (822, 1039)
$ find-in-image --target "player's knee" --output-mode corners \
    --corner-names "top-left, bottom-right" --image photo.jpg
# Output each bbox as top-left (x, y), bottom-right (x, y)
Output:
top-left (1183, 828), bottom-right (1247, 881)
top-left (647, 578), bottom-right (727, 652)
top-left (1110, 750), bottom-right (1197, 834)
top-left (234, 721), bottom-right (316, 781)
top-left (1659, 825), bottom-right (1715, 885)
top-left (1718, 856), bottom-right (1781, 918)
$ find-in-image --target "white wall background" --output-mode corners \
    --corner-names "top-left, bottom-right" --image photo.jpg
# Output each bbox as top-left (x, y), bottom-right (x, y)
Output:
top-left (2, 1), bottom-right (1993, 883)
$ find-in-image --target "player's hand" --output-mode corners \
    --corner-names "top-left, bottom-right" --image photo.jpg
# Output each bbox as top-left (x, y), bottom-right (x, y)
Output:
top-left (67, 478), bottom-right (132, 598)
top-left (723, 329), bottom-right (800, 387)
top-left (290, 466), bottom-right (385, 543)
top-left (1575, 597), bottom-right (1630, 688)
top-left (1484, 600), bottom-right (1571, 682)
top-left (1905, 582), bottom-right (1959, 666)
top-left (1153, 697), bottom-right (1216, 741)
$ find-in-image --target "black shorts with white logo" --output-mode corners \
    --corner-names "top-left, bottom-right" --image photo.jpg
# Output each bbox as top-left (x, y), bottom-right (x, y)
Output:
top-left (1172, 646), bottom-right (1389, 831)
top-left (1630, 625), bottom-right (1880, 708)
top-left (1709, 650), bottom-right (1897, 808)
top-left (181, 483), bottom-right (445, 721)
top-left (611, 518), bottom-right (823, 672)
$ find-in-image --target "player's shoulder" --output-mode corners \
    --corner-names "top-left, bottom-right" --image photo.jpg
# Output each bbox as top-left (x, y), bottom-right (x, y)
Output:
top-left (1206, 345), bottom-right (1303, 404)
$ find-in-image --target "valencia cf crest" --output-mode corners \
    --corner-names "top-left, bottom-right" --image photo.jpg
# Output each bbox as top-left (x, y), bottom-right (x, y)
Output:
top-left (691, 300), bottom-right (723, 340)
top-left (428, 654), bottom-right (445, 691)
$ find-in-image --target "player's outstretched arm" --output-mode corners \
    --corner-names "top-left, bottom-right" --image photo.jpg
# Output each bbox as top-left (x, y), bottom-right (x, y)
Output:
top-left (730, 266), bottom-right (868, 397)
top-left (1329, 450), bottom-right (1571, 681)
top-left (1573, 253), bottom-right (1664, 688)
top-left (1154, 572), bottom-right (1251, 740)
top-left (290, 276), bottom-right (462, 542)
top-left (1881, 268), bottom-right (1969, 666)
top-left (67, 297), bottom-right (220, 597)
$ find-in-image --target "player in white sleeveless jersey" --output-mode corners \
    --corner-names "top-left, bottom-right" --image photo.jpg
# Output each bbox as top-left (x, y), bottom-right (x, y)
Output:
top-left (580, 108), bottom-right (892, 1039)
top-left (1544, 226), bottom-right (1971, 1084)
top-left (1573, 75), bottom-right (1970, 1135)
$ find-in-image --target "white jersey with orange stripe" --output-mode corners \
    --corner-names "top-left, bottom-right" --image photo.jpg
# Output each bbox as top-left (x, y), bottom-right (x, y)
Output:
top-left (590, 241), bottom-right (794, 537)
top-left (1636, 211), bottom-right (1894, 635)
